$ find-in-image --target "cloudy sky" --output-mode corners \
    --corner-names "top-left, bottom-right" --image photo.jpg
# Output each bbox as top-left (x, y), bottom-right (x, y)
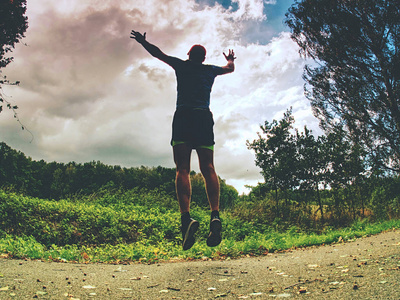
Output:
top-left (1, 0), bottom-right (322, 194)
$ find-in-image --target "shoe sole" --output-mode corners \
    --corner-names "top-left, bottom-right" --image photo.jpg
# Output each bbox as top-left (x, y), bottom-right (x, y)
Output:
top-left (183, 220), bottom-right (199, 251)
top-left (207, 219), bottom-right (222, 247)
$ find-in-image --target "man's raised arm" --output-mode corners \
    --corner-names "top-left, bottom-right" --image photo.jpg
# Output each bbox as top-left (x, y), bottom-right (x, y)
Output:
top-left (130, 30), bottom-right (171, 63)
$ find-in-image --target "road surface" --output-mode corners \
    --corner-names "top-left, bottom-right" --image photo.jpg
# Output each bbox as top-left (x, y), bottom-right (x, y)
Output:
top-left (1, 230), bottom-right (399, 299)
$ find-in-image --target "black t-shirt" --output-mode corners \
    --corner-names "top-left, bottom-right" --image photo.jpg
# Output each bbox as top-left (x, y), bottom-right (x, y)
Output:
top-left (165, 57), bottom-right (225, 109)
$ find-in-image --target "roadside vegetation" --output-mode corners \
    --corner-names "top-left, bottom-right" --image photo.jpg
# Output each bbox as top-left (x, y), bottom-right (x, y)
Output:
top-left (1, 188), bottom-right (400, 264)
top-left (1, 141), bottom-right (399, 263)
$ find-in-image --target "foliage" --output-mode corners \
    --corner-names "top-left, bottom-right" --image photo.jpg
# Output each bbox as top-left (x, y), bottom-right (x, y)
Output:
top-left (1, 190), bottom-right (399, 263)
top-left (0, 0), bottom-right (28, 69)
top-left (0, 185), bottom-right (246, 247)
top-left (246, 110), bottom-right (399, 227)
top-left (0, 0), bottom-right (30, 137)
top-left (370, 176), bottom-right (400, 219)
top-left (0, 139), bottom-right (399, 262)
top-left (285, 0), bottom-right (400, 172)
top-left (0, 142), bottom-right (239, 208)
top-left (247, 109), bottom-right (298, 212)
top-left (0, 190), bottom-right (181, 247)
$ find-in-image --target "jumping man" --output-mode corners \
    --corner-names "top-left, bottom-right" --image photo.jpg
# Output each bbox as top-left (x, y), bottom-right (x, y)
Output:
top-left (130, 30), bottom-right (235, 250)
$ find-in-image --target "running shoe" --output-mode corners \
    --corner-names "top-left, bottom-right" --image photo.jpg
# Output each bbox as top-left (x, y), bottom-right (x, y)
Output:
top-left (181, 218), bottom-right (199, 250)
top-left (206, 216), bottom-right (222, 247)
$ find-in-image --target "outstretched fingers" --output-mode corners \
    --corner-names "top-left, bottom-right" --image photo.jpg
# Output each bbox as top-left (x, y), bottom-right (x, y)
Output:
top-left (223, 49), bottom-right (236, 61)
top-left (130, 30), bottom-right (146, 43)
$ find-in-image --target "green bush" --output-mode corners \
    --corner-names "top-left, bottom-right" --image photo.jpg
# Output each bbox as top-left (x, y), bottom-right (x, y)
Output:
top-left (0, 190), bottom-right (181, 246)
top-left (2, 188), bottom-right (400, 263)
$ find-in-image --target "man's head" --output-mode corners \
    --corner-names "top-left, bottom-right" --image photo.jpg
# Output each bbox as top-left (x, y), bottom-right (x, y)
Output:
top-left (188, 45), bottom-right (206, 63)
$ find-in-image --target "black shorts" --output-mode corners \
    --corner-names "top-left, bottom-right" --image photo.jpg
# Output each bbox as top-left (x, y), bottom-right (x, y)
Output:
top-left (171, 107), bottom-right (215, 149)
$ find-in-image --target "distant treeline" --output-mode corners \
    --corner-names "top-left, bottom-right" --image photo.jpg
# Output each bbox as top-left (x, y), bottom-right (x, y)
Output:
top-left (0, 142), bottom-right (238, 209)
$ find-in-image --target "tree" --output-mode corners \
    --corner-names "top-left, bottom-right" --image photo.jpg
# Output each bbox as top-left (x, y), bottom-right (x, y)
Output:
top-left (0, 0), bottom-right (28, 69)
top-left (322, 127), bottom-right (367, 220)
top-left (0, 0), bottom-right (29, 135)
top-left (247, 109), bottom-right (299, 218)
top-left (295, 126), bottom-right (327, 221)
top-left (285, 0), bottom-right (400, 172)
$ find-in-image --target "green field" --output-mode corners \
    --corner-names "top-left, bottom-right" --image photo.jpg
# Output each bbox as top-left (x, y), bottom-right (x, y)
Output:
top-left (2, 189), bottom-right (400, 264)
top-left (1, 142), bottom-right (400, 263)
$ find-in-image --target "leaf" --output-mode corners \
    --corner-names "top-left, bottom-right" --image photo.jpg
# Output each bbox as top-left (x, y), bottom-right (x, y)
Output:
top-left (0, 286), bottom-right (9, 291)
top-left (307, 264), bottom-right (320, 269)
top-left (63, 293), bottom-right (73, 297)
top-left (276, 293), bottom-right (291, 298)
top-left (298, 287), bottom-right (307, 294)
top-left (114, 266), bottom-right (126, 272)
top-left (35, 291), bottom-right (47, 295)
top-left (215, 293), bottom-right (228, 298)
top-left (276, 272), bottom-right (286, 276)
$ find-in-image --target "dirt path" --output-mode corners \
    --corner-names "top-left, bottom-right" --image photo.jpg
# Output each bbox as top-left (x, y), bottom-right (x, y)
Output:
top-left (1, 230), bottom-right (400, 300)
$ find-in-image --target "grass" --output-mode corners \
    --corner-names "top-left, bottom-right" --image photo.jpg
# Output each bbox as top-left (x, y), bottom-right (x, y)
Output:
top-left (1, 219), bottom-right (399, 264)
top-left (1, 190), bottom-right (400, 264)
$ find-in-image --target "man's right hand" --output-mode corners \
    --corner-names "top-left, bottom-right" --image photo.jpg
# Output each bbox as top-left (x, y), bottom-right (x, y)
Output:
top-left (130, 30), bottom-right (146, 44)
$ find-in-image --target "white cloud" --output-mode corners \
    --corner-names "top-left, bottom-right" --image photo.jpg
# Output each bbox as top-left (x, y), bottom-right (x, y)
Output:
top-left (232, 0), bottom-right (266, 20)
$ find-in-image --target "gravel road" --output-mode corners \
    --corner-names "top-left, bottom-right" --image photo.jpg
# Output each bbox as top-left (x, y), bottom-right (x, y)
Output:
top-left (1, 230), bottom-right (399, 299)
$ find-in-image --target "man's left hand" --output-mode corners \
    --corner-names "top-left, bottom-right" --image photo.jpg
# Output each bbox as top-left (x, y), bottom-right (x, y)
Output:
top-left (130, 30), bottom-right (146, 44)
top-left (223, 49), bottom-right (236, 61)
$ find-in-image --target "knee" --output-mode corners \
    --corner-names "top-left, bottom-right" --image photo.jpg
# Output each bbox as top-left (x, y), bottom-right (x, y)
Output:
top-left (176, 166), bottom-right (190, 178)
top-left (200, 163), bottom-right (216, 178)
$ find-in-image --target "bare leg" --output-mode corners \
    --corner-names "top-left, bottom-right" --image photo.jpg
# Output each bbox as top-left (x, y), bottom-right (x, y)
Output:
top-left (197, 147), bottom-right (222, 247)
top-left (174, 143), bottom-right (200, 250)
top-left (196, 147), bottom-right (219, 211)
top-left (173, 143), bottom-right (193, 213)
